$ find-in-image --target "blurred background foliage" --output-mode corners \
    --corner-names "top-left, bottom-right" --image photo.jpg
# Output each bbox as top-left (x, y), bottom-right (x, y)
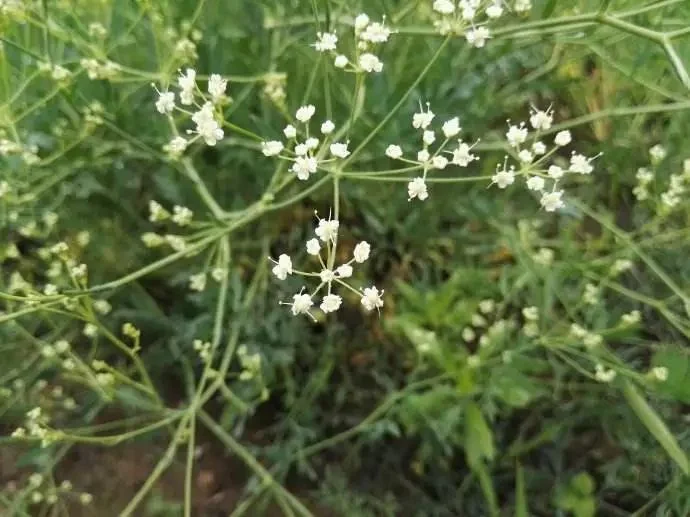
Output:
top-left (1, 0), bottom-right (690, 515)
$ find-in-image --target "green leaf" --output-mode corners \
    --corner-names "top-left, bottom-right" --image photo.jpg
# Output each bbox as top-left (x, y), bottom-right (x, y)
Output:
top-left (652, 347), bottom-right (690, 403)
top-left (474, 460), bottom-right (499, 517)
top-left (622, 380), bottom-right (689, 475)
top-left (464, 402), bottom-right (495, 467)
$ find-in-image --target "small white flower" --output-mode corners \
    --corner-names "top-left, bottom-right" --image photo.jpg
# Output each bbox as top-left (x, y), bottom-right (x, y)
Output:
top-left (583, 283), bottom-right (599, 305)
top-left (554, 130), bottom-right (572, 146)
top-left (522, 306), bottom-right (539, 321)
top-left (191, 103), bottom-right (224, 145)
top-left (359, 53), bottom-right (383, 73)
top-left (651, 366), bottom-right (668, 382)
top-left (295, 105), bottom-right (316, 123)
top-left (385, 144), bottom-right (403, 159)
top-left (207, 74), bottom-right (227, 102)
top-left (486, 3), bottom-right (503, 18)
top-left (532, 141), bottom-right (546, 155)
top-left (594, 364), bottom-right (616, 383)
top-left (353, 241), bottom-right (371, 263)
top-left (291, 156), bottom-right (319, 180)
top-left (166, 136), bottom-right (188, 156)
top-left (294, 143), bottom-right (309, 156)
top-left (172, 205), bottom-right (193, 226)
top-left (321, 120), bottom-right (335, 134)
top-left (506, 124), bottom-right (528, 147)
top-left (305, 137), bottom-right (320, 149)
top-left (262, 140), bottom-right (284, 156)
top-left (283, 125), bottom-right (297, 139)
top-left (291, 293), bottom-right (313, 316)
top-left (412, 105), bottom-right (434, 129)
top-left (461, 4), bottom-right (476, 21)
top-left (417, 149), bottom-right (430, 162)
top-left (272, 254), bottom-right (293, 280)
top-left (319, 269), bottom-right (336, 283)
top-left (334, 55), bottom-right (349, 68)
top-left (540, 190), bottom-right (564, 212)
top-left (320, 294), bottom-right (342, 313)
top-left (432, 156), bottom-right (448, 169)
top-left (433, 0), bottom-right (455, 14)
top-left (178, 68), bottom-right (196, 105)
top-left (465, 26), bottom-right (490, 48)
top-left (529, 108), bottom-right (553, 130)
top-left (492, 166), bottom-right (515, 189)
top-left (361, 286), bottom-right (384, 311)
top-left (336, 264), bottom-right (353, 278)
top-left (155, 91), bottom-right (175, 114)
top-left (314, 32), bottom-right (338, 52)
top-left (306, 238), bottom-right (321, 255)
top-left (330, 142), bottom-right (350, 158)
top-left (422, 130), bottom-right (436, 145)
top-left (451, 142), bottom-right (477, 167)
top-left (408, 177), bottom-right (429, 201)
top-left (479, 299), bottom-right (495, 314)
top-left (150, 201), bottom-right (171, 223)
top-left (649, 144), bottom-right (667, 164)
top-left (354, 13), bottom-right (370, 31)
top-left (315, 218), bottom-right (339, 243)
top-left (526, 176), bottom-right (545, 191)
top-left (462, 327), bottom-right (476, 342)
top-left (569, 153), bottom-right (594, 174)
top-left (621, 310), bottom-right (641, 325)
top-left (518, 149), bottom-right (534, 164)
top-left (515, 0), bottom-right (532, 12)
top-left (547, 165), bottom-right (564, 179)
top-left (442, 117), bottom-right (461, 138)
top-left (189, 273), bottom-right (207, 292)
top-left (360, 21), bottom-right (391, 43)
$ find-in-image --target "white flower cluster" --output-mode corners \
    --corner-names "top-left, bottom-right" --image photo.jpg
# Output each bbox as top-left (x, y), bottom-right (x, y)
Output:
top-left (153, 69), bottom-right (229, 157)
top-left (38, 62), bottom-right (71, 82)
top-left (431, 0), bottom-right (532, 46)
top-left (312, 13), bottom-right (392, 73)
top-left (634, 146), bottom-right (690, 211)
top-left (0, 137), bottom-right (40, 165)
top-left (270, 213), bottom-right (382, 318)
top-left (385, 103), bottom-right (477, 201)
top-left (261, 105), bottom-right (351, 180)
top-left (80, 58), bottom-right (121, 80)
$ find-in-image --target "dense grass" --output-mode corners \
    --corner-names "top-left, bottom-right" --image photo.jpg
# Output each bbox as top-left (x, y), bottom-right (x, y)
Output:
top-left (1, 0), bottom-right (690, 515)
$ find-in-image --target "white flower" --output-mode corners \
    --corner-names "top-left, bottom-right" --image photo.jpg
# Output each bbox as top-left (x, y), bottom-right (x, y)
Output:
top-left (189, 273), bottom-right (207, 292)
top-left (422, 130), bottom-right (436, 145)
top-left (451, 142), bottom-right (477, 166)
top-left (569, 153), bottom-right (594, 174)
top-left (321, 120), bottom-right (335, 134)
top-left (155, 91), bottom-right (175, 114)
top-left (532, 141), bottom-right (546, 155)
top-left (291, 156), bottom-right (319, 180)
top-left (522, 306), bottom-right (539, 321)
top-left (319, 269), bottom-right (336, 283)
top-left (526, 176), bottom-right (545, 191)
top-left (178, 68), bottom-right (196, 105)
top-left (166, 137), bottom-right (188, 156)
top-left (336, 264), bottom-right (353, 278)
top-left (361, 286), bottom-right (384, 311)
top-left (360, 21), bottom-right (391, 43)
top-left (359, 53), bottom-right (383, 73)
top-left (547, 165), bottom-right (564, 179)
top-left (314, 32), bottom-right (338, 52)
top-left (320, 294), bottom-right (342, 313)
top-left (330, 142), bottom-right (350, 158)
top-left (651, 366), bottom-right (668, 382)
top-left (554, 130), bottom-right (572, 146)
top-left (433, 0), bottom-right (455, 14)
top-left (45, 283), bottom-right (60, 296)
top-left (594, 364), bottom-right (616, 383)
top-left (207, 74), bottom-right (227, 102)
top-left (262, 140), bottom-right (284, 156)
top-left (432, 156), bottom-right (448, 169)
top-left (649, 144), bottom-right (667, 164)
top-left (515, 0), bottom-right (532, 12)
top-left (462, 327), bottom-right (476, 342)
top-left (295, 143), bottom-right (309, 156)
top-left (353, 241), bottom-right (371, 263)
top-left (461, 4), bottom-right (476, 21)
top-left (486, 3), bottom-right (503, 18)
top-left (636, 167), bottom-right (653, 184)
top-left (305, 137), bottom-right (320, 149)
top-left (306, 238), bottom-right (321, 255)
top-left (149, 200), bottom-right (170, 222)
top-left (295, 105), bottom-right (316, 123)
top-left (385, 144), bottom-right (403, 159)
top-left (465, 26), bottom-right (490, 48)
top-left (442, 117), bottom-right (461, 138)
top-left (621, 310), bottom-right (641, 325)
top-left (315, 218), bottom-right (339, 242)
top-left (540, 190), bottom-right (564, 212)
top-left (412, 105), bottom-right (434, 129)
top-left (506, 124), bottom-right (528, 147)
top-left (291, 293), bottom-right (313, 316)
top-left (272, 254), bottom-right (293, 280)
top-left (408, 177), bottom-right (428, 201)
top-left (518, 149), bottom-right (534, 163)
top-left (529, 108), bottom-right (553, 130)
top-left (492, 166), bottom-right (515, 189)
top-left (172, 205), bottom-right (193, 226)
top-left (334, 55), bottom-right (348, 68)
top-left (191, 103), bottom-right (224, 146)
top-left (354, 13), bottom-right (370, 31)
top-left (284, 125), bottom-right (297, 138)
top-left (479, 299), bottom-right (495, 314)
top-left (417, 149), bottom-right (430, 162)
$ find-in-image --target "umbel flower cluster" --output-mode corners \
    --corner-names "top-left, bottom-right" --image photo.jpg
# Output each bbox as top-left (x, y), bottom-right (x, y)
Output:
top-left (269, 214), bottom-right (383, 319)
top-left (312, 13), bottom-right (392, 73)
top-left (261, 105), bottom-right (350, 180)
top-left (431, 0), bottom-right (533, 45)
